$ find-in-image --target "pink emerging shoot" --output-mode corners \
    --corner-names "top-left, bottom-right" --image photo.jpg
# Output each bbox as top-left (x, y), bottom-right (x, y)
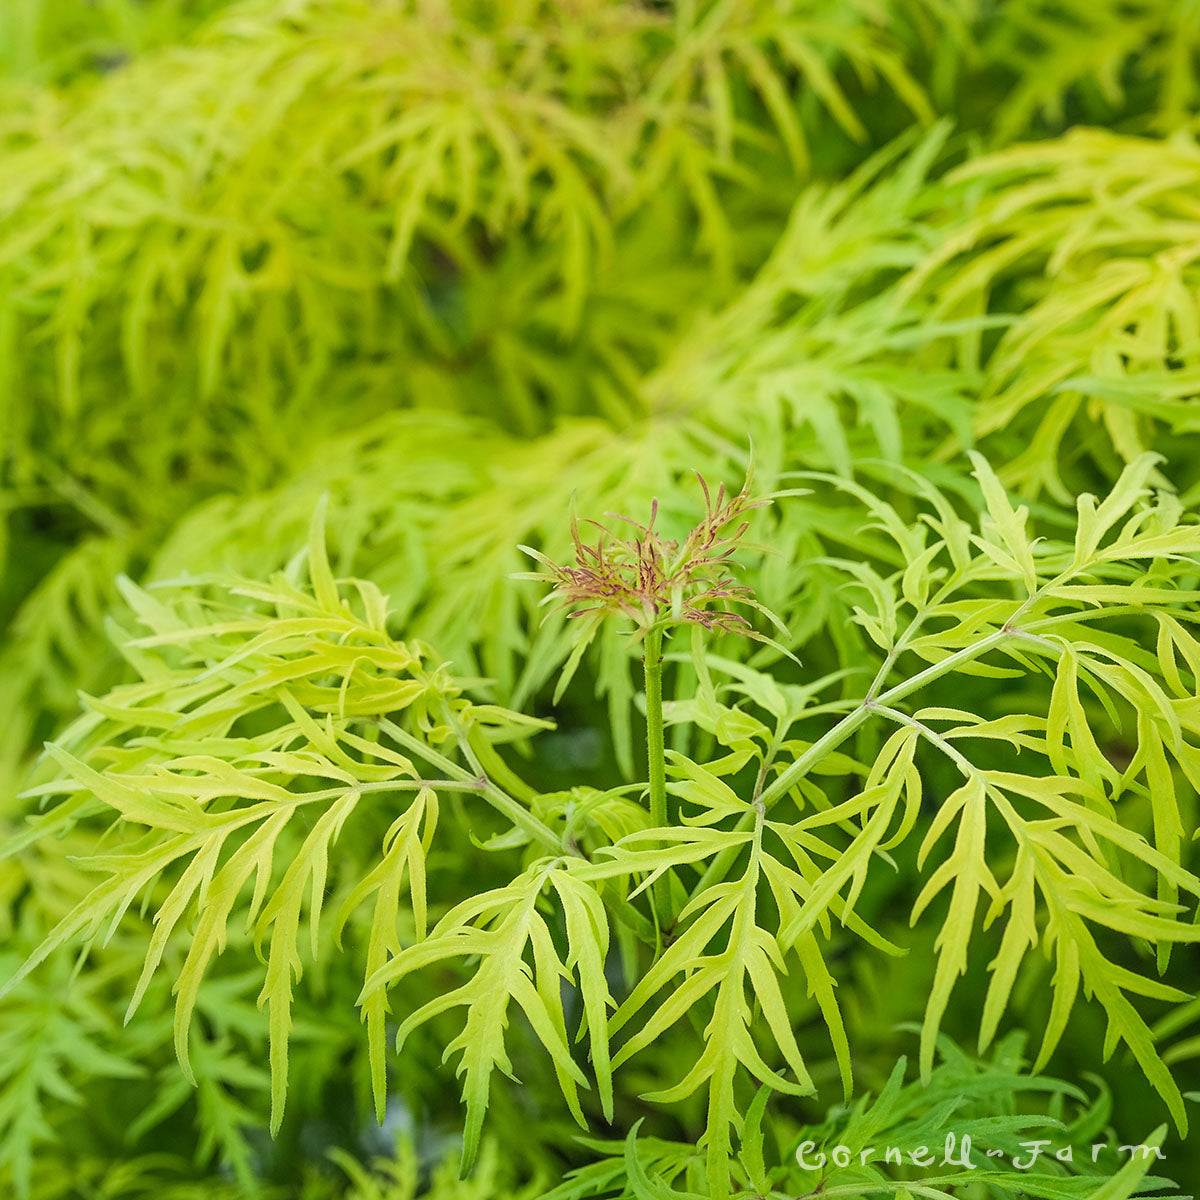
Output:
top-left (517, 474), bottom-right (787, 644)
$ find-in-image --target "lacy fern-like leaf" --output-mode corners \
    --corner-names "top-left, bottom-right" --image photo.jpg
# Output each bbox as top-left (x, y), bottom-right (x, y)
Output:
top-left (736, 453), bottom-right (1200, 1125)
top-left (360, 860), bottom-right (614, 1174)
top-left (2, 502), bottom-right (554, 1134)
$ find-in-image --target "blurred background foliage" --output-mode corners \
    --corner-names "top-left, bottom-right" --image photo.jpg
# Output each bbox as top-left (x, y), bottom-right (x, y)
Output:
top-left (2, 0), bottom-right (1200, 1196)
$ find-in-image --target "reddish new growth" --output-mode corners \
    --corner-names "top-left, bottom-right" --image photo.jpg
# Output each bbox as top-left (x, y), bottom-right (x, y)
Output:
top-left (519, 476), bottom-right (777, 637)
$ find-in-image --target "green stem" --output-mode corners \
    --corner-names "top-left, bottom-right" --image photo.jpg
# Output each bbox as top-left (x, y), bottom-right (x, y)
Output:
top-left (688, 624), bottom-right (1020, 904)
top-left (644, 625), bottom-right (668, 831)
top-left (644, 625), bottom-right (672, 926)
top-left (380, 717), bottom-right (562, 853)
top-left (466, 727), bottom-right (540, 806)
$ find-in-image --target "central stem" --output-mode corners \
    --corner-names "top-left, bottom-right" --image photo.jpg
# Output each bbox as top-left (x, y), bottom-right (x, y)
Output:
top-left (643, 624), bottom-right (673, 929)
top-left (644, 625), bottom-right (667, 831)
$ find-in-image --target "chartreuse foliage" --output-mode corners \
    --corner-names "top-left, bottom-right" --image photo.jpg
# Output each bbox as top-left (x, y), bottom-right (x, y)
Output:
top-left (907, 129), bottom-right (1200, 496)
top-left (5, 1), bottom-right (1200, 1198)
top-left (6, 460), bottom-right (1200, 1197)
